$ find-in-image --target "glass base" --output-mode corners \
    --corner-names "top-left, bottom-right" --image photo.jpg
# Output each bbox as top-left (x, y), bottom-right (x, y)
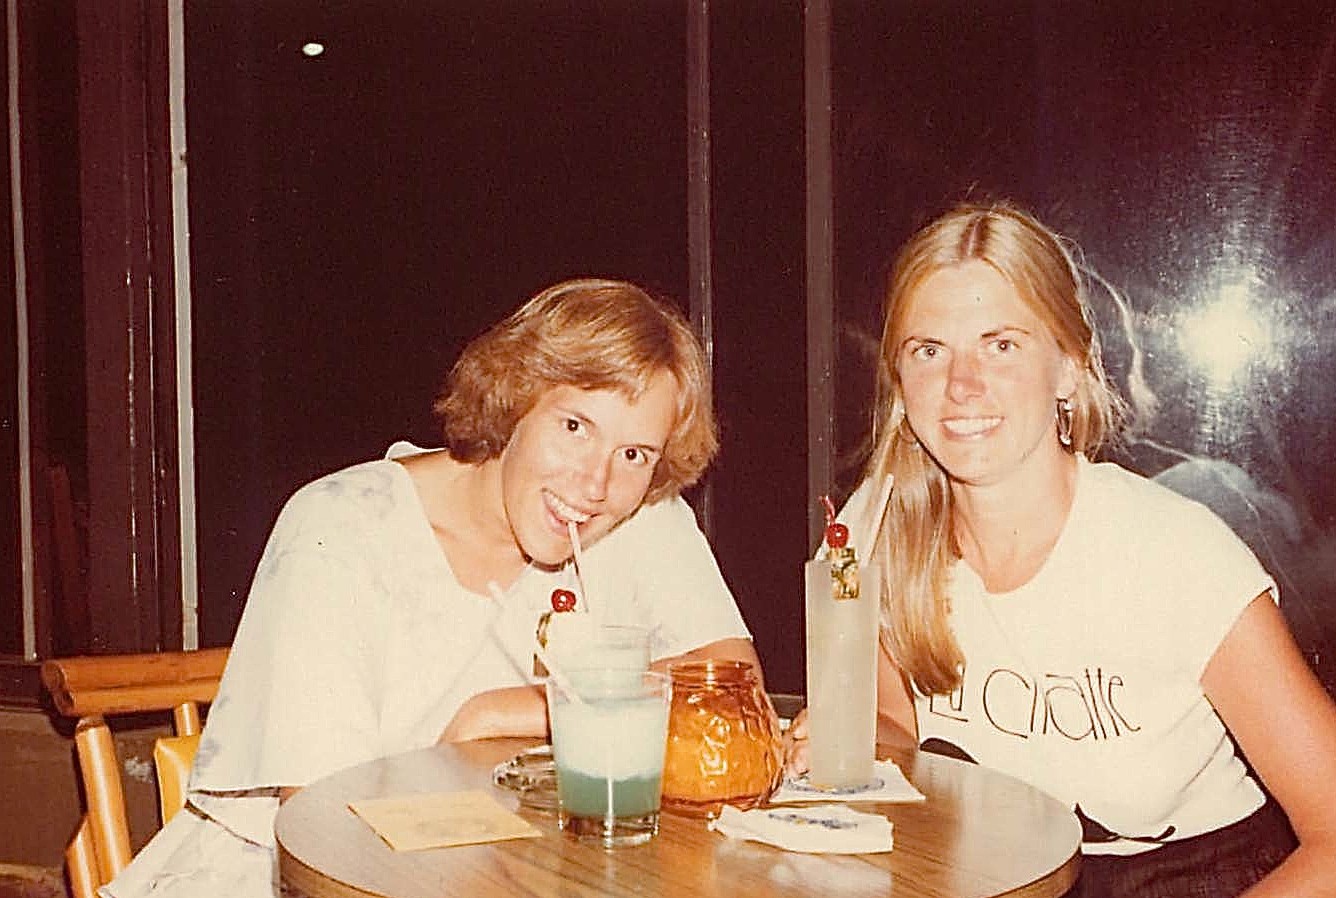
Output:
top-left (661, 790), bottom-right (768, 818)
top-left (558, 810), bottom-right (659, 848)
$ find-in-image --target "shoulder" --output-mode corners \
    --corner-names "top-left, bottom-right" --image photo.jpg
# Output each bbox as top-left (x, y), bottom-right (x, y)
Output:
top-left (638, 493), bottom-right (702, 527)
top-left (1075, 457), bottom-right (1273, 601)
top-left (582, 494), bottom-right (720, 583)
top-left (246, 460), bottom-right (420, 618)
top-left (275, 458), bottom-right (412, 541)
top-left (607, 493), bottom-right (704, 540)
top-left (839, 477), bottom-right (889, 525)
top-left (1081, 457), bottom-right (1234, 538)
top-left (584, 494), bottom-right (745, 643)
top-left (830, 476), bottom-right (892, 559)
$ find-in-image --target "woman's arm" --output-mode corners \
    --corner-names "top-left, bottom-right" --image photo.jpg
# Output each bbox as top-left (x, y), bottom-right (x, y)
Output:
top-left (438, 637), bottom-right (761, 745)
top-left (650, 636), bottom-right (761, 680)
top-left (438, 684), bottom-right (548, 743)
top-left (1202, 591), bottom-right (1336, 897)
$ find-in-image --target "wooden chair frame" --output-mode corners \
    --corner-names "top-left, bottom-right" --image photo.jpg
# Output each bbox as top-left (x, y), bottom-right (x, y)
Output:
top-left (42, 648), bottom-right (229, 898)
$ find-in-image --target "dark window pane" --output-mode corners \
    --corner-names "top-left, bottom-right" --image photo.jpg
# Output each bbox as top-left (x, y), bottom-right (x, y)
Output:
top-left (186, 2), bottom-right (691, 644)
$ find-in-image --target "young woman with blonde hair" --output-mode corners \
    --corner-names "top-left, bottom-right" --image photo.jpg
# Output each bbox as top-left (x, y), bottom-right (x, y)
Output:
top-left (796, 203), bottom-right (1336, 896)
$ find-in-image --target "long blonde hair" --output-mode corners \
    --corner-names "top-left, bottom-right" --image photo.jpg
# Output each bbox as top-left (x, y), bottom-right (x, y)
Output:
top-left (869, 202), bottom-right (1123, 695)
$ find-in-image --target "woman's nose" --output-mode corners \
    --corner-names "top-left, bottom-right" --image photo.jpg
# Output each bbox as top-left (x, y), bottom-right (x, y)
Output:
top-left (946, 353), bottom-right (985, 402)
top-left (577, 451), bottom-right (612, 502)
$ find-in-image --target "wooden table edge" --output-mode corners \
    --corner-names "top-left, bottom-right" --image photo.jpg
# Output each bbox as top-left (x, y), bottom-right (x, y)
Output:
top-left (1002, 849), bottom-right (1081, 898)
top-left (280, 839), bottom-right (392, 898)
top-left (277, 740), bottom-right (1085, 898)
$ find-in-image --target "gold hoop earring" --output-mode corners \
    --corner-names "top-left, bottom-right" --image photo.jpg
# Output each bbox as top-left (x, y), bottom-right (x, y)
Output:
top-left (1057, 397), bottom-right (1074, 447)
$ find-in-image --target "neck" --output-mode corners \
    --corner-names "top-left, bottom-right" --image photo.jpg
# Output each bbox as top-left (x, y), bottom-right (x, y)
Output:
top-left (950, 449), bottom-right (1079, 593)
top-left (405, 452), bottom-right (528, 592)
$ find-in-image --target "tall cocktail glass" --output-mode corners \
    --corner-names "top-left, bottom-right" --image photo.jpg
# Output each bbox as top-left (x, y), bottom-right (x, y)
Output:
top-left (804, 556), bottom-right (879, 789)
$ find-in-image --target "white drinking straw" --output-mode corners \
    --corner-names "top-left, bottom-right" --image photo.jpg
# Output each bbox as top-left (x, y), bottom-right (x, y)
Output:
top-left (855, 476), bottom-right (896, 564)
top-left (535, 644), bottom-right (588, 706)
top-left (567, 520), bottom-right (596, 615)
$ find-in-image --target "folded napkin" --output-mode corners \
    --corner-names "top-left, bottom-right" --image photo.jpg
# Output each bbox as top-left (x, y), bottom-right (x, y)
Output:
top-left (349, 790), bottom-right (541, 850)
top-left (768, 759), bottom-right (925, 805)
top-left (709, 804), bottom-right (893, 854)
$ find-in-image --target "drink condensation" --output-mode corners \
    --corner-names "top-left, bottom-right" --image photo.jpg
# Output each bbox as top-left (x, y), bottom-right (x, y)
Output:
top-left (804, 557), bottom-right (879, 789)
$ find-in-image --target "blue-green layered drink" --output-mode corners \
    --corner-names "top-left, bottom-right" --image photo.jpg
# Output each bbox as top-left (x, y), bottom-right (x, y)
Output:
top-left (547, 669), bottom-right (670, 847)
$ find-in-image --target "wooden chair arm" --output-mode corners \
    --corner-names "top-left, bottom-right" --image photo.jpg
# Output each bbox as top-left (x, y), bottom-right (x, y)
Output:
top-left (42, 646), bottom-right (231, 895)
top-left (42, 647), bottom-right (229, 718)
top-left (74, 718), bottom-right (133, 883)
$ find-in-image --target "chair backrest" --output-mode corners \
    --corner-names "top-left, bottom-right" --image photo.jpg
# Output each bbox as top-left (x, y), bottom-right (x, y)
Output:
top-left (42, 647), bottom-right (229, 898)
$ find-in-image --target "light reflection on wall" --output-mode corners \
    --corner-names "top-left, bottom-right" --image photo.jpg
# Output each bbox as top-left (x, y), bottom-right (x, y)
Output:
top-left (1176, 280), bottom-right (1278, 390)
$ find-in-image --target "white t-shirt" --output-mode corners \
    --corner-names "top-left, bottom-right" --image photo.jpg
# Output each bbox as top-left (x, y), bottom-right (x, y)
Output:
top-left (104, 444), bottom-right (750, 898)
top-left (903, 456), bottom-right (1275, 855)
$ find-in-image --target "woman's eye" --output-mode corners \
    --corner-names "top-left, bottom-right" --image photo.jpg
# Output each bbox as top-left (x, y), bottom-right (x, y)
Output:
top-left (564, 417), bottom-right (584, 435)
top-left (991, 338), bottom-right (1016, 354)
top-left (622, 447), bottom-right (649, 466)
top-left (910, 344), bottom-right (940, 361)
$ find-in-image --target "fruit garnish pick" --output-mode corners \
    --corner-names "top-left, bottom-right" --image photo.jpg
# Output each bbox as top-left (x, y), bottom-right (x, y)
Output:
top-left (820, 495), bottom-right (849, 549)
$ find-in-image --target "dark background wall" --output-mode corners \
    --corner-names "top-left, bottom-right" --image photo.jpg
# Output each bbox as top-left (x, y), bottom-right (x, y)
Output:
top-left (182, 1), bottom-right (1336, 696)
top-left (184, 2), bottom-right (812, 689)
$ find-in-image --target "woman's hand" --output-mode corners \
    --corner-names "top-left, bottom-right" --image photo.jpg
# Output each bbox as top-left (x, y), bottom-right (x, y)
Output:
top-left (783, 703), bottom-right (916, 781)
top-left (784, 645), bottom-right (918, 781)
top-left (783, 706), bottom-right (811, 779)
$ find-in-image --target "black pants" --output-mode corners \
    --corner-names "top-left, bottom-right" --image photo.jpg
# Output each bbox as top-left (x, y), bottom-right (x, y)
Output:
top-left (1066, 799), bottom-right (1297, 898)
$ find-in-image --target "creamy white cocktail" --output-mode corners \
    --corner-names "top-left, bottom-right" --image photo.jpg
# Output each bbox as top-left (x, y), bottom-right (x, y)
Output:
top-left (544, 616), bottom-right (652, 674)
top-left (547, 669), bottom-right (671, 847)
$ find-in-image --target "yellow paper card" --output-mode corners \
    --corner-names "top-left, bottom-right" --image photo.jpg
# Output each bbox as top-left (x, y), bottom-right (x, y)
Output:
top-left (349, 790), bottom-right (542, 850)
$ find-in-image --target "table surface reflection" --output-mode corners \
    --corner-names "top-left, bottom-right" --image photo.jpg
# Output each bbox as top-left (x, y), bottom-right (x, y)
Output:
top-left (276, 739), bottom-right (1081, 898)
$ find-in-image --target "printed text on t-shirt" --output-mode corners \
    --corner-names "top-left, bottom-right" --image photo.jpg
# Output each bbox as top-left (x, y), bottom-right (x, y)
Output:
top-left (928, 666), bottom-right (1141, 741)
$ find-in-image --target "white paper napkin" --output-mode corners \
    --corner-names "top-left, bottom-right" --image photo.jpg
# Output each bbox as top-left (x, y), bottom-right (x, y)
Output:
top-left (709, 804), bottom-right (893, 854)
top-left (768, 759), bottom-right (925, 805)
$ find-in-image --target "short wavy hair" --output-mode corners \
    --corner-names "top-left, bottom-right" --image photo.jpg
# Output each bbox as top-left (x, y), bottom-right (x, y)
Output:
top-left (434, 278), bottom-right (718, 503)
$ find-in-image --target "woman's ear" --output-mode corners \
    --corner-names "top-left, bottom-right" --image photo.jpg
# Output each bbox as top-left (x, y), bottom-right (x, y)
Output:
top-left (1056, 356), bottom-right (1079, 401)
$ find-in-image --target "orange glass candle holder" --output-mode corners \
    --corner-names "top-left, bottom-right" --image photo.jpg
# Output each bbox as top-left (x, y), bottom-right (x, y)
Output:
top-left (660, 659), bottom-right (784, 818)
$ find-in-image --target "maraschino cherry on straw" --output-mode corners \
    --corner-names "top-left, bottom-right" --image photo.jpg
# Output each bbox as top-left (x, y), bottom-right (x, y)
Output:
top-left (489, 580), bottom-right (587, 706)
top-left (550, 588), bottom-right (577, 613)
top-left (820, 495), bottom-right (849, 551)
top-left (819, 477), bottom-right (893, 562)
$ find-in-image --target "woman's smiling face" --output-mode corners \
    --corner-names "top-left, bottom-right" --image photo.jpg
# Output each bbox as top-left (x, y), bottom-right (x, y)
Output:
top-left (895, 260), bottom-right (1076, 489)
top-left (498, 374), bottom-right (678, 566)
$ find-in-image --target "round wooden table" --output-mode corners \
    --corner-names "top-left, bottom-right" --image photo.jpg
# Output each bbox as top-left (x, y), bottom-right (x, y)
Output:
top-left (277, 739), bottom-right (1081, 898)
